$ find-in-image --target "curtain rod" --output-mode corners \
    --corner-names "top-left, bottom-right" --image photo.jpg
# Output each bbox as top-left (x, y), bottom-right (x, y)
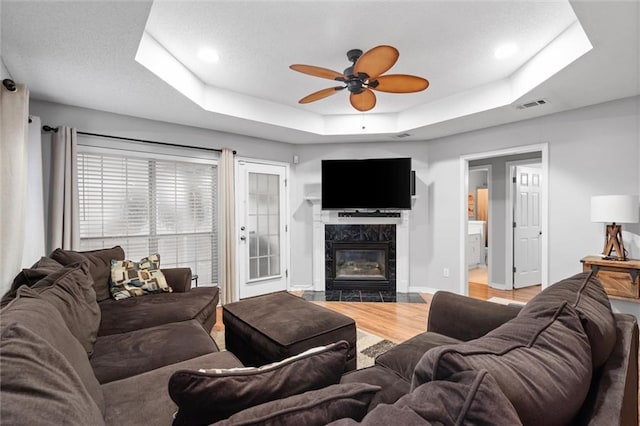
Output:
top-left (41, 125), bottom-right (235, 155)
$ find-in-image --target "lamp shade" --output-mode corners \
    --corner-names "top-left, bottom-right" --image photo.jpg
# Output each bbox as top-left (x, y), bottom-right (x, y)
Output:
top-left (590, 195), bottom-right (639, 223)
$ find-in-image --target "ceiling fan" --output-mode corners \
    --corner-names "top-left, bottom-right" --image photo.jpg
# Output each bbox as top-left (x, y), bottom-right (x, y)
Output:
top-left (290, 45), bottom-right (429, 112)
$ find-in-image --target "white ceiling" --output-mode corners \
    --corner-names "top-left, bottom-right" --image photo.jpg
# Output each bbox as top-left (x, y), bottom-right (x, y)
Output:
top-left (2, 1), bottom-right (639, 144)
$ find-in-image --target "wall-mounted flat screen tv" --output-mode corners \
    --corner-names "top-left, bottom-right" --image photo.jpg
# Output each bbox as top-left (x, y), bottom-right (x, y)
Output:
top-left (321, 157), bottom-right (412, 210)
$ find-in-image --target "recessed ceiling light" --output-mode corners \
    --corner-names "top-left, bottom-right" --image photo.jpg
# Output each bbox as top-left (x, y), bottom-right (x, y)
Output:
top-left (198, 47), bottom-right (220, 63)
top-left (494, 43), bottom-right (518, 59)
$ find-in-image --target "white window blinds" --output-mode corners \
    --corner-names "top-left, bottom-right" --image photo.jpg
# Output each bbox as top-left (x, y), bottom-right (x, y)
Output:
top-left (77, 150), bottom-right (218, 287)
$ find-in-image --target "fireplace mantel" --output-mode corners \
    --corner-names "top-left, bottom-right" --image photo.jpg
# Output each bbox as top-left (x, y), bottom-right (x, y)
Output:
top-left (306, 198), bottom-right (409, 292)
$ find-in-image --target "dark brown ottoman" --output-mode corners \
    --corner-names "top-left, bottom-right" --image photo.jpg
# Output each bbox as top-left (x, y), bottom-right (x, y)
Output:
top-left (223, 291), bottom-right (357, 371)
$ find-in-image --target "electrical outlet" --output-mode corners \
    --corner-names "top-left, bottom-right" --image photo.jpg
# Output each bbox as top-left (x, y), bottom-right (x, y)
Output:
top-left (443, 268), bottom-right (449, 277)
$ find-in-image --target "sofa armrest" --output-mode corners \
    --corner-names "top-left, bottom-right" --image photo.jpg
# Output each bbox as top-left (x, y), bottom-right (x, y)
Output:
top-left (427, 291), bottom-right (522, 341)
top-left (161, 268), bottom-right (192, 292)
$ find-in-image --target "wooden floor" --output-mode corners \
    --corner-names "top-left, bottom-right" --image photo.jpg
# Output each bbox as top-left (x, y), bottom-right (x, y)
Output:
top-left (214, 284), bottom-right (539, 344)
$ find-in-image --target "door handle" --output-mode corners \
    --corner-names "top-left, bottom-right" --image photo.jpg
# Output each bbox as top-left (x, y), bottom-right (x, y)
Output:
top-left (240, 236), bottom-right (246, 241)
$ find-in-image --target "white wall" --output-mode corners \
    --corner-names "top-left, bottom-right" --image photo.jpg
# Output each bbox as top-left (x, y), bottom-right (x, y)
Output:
top-left (290, 96), bottom-right (640, 294)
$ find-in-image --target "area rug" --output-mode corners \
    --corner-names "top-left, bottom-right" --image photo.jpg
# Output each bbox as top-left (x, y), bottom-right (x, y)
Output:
top-left (211, 328), bottom-right (395, 370)
top-left (487, 297), bottom-right (526, 306)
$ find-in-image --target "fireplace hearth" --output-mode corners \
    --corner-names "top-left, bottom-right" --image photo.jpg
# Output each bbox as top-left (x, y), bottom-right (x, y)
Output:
top-left (325, 224), bottom-right (396, 292)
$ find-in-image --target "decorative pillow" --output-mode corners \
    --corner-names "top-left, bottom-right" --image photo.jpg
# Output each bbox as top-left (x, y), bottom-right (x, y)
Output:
top-left (1, 256), bottom-right (64, 307)
top-left (327, 370), bottom-right (521, 426)
top-left (110, 254), bottom-right (171, 300)
top-left (51, 246), bottom-right (125, 302)
top-left (212, 383), bottom-right (380, 426)
top-left (169, 340), bottom-right (350, 426)
top-left (18, 261), bottom-right (100, 355)
top-left (412, 302), bottom-right (592, 426)
top-left (0, 323), bottom-right (106, 426)
top-left (518, 271), bottom-right (616, 368)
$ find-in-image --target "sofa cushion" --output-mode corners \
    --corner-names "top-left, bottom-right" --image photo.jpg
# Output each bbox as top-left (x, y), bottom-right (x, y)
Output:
top-left (110, 253), bottom-right (172, 300)
top-left (0, 296), bottom-right (105, 414)
top-left (19, 261), bottom-right (100, 355)
top-left (375, 331), bottom-right (461, 382)
top-left (0, 323), bottom-right (106, 426)
top-left (51, 246), bottom-right (125, 302)
top-left (0, 256), bottom-right (63, 307)
top-left (91, 319), bottom-right (218, 383)
top-left (329, 370), bottom-right (522, 426)
top-left (213, 383), bottom-right (380, 426)
top-left (340, 365), bottom-right (411, 411)
top-left (519, 271), bottom-right (616, 368)
top-left (102, 351), bottom-right (243, 426)
top-left (169, 340), bottom-right (350, 426)
top-left (413, 301), bottom-right (592, 426)
top-left (98, 286), bottom-right (219, 336)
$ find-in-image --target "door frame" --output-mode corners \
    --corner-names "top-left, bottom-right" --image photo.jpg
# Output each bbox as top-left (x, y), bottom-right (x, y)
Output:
top-left (506, 160), bottom-right (543, 290)
top-left (459, 143), bottom-right (549, 296)
top-left (234, 157), bottom-right (291, 301)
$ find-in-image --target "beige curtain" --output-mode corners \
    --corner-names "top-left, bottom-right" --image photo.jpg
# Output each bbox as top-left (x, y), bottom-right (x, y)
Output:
top-left (0, 81), bottom-right (29, 293)
top-left (21, 116), bottom-right (46, 267)
top-left (47, 126), bottom-right (79, 252)
top-left (219, 148), bottom-right (237, 304)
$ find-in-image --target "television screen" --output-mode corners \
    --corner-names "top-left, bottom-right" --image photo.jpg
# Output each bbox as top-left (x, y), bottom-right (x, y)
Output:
top-left (321, 157), bottom-right (412, 210)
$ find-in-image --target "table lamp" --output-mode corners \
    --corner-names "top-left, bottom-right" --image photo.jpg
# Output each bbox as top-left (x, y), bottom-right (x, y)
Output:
top-left (590, 195), bottom-right (639, 261)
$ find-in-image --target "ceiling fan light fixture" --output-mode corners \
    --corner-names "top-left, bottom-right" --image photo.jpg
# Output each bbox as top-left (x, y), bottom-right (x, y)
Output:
top-left (290, 45), bottom-right (428, 111)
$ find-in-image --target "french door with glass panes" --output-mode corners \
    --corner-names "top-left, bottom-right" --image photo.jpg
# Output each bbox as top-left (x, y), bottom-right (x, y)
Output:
top-left (237, 160), bottom-right (288, 299)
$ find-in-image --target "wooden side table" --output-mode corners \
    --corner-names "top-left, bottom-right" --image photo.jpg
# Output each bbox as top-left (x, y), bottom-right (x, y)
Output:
top-left (580, 256), bottom-right (640, 300)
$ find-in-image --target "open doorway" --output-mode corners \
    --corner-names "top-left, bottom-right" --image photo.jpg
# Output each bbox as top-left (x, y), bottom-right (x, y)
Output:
top-left (467, 166), bottom-right (490, 293)
top-left (461, 144), bottom-right (547, 303)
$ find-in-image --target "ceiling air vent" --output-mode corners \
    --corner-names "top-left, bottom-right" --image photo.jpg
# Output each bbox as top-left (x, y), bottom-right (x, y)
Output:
top-left (394, 133), bottom-right (412, 139)
top-left (516, 99), bottom-right (549, 110)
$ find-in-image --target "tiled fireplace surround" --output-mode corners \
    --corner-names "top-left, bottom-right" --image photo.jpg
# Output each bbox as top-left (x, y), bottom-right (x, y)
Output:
top-left (325, 224), bottom-right (397, 292)
top-left (309, 200), bottom-right (410, 293)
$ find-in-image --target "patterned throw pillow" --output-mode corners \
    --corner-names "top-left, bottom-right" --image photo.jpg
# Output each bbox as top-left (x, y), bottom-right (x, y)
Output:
top-left (109, 254), bottom-right (172, 300)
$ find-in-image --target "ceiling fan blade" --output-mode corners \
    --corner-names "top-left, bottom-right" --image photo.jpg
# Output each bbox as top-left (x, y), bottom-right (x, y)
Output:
top-left (299, 86), bottom-right (344, 104)
top-left (350, 89), bottom-right (376, 112)
top-left (290, 64), bottom-right (346, 81)
top-left (354, 45), bottom-right (399, 80)
top-left (372, 74), bottom-right (429, 93)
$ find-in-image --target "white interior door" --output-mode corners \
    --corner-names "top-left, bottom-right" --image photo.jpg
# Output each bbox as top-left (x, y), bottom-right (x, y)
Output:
top-left (237, 161), bottom-right (288, 299)
top-left (513, 166), bottom-right (542, 288)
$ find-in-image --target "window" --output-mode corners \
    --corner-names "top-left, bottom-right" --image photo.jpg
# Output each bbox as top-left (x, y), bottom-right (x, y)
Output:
top-left (77, 149), bottom-right (218, 286)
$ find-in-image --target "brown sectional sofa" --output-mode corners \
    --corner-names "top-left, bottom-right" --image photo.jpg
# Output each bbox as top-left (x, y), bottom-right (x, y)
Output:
top-left (1, 247), bottom-right (228, 425)
top-left (1, 249), bottom-right (638, 426)
top-left (340, 272), bottom-right (639, 425)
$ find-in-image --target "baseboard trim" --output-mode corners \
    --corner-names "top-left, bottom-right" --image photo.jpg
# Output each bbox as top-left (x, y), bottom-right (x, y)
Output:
top-left (409, 286), bottom-right (440, 294)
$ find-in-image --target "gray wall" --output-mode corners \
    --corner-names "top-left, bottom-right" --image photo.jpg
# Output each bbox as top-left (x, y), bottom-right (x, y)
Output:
top-left (289, 141), bottom-right (431, 290)
top-left (28, 96), bottom-right (640, 297)
top-left (291, 96), bottom-right (640, 294)
top-left (29, 99), bottom-right (295, 257)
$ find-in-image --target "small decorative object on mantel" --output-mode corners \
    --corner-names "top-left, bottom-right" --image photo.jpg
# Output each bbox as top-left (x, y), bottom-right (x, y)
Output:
top-left (590, 195), bottom-right (639, 261)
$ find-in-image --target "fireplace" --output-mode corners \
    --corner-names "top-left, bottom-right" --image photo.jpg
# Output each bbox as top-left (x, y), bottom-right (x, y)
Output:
top-left (325, 225), bottom-right (396, 292)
